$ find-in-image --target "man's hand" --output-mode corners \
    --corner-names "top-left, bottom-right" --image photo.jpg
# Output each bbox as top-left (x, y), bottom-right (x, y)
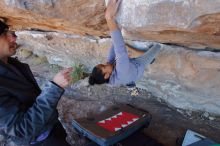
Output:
top-left (105, 0), bottom-right (122, 31)
top-left (53, 67), bottom-right (73, 88)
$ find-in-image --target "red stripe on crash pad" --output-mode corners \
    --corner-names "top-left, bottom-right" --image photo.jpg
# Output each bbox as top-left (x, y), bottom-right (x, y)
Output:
top-left (97, 112), bottom-right (139, 132)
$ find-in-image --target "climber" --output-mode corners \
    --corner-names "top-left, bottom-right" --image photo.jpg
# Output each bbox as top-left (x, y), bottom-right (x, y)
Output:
top-left (89, 0), bottom-right (161, 86)
top-left (0, 21), bottom-right (72, 145)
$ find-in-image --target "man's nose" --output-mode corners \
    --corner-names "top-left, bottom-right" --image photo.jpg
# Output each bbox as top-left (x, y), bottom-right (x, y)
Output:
top-left (8, 31), bottom-right (17, 42)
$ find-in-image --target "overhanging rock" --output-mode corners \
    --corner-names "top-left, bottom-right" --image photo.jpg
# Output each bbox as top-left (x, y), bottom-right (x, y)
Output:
top-left (0, 0), bottom-right (220, 49)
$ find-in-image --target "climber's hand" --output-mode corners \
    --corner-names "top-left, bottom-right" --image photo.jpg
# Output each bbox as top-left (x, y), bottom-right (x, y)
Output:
top-left (105, 0), bottom-right (122, 31)
top-left (53, 67), bottom-right (73, 88)
top-left (105, 0), bottom-right (122, 21)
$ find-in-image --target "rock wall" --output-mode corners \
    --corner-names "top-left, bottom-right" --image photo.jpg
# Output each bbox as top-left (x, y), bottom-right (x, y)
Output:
top-left (16, 31), bottom-right (220, 115)
top-left (137, 47), bottom-right (220, 114)
top-left (1, 0), bottom-right (220, 49)
top-left (0, 0), bottom-right (220, 114)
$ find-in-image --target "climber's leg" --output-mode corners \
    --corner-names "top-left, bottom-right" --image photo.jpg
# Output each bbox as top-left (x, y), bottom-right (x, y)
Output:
top-left (133, 44), bottom-right (161, 68)
top-left (126, 44), bottom-right (146, 58)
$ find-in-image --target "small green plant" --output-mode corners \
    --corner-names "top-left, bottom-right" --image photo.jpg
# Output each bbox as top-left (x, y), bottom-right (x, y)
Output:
top-left (71, 64), bottom-right (84, 83)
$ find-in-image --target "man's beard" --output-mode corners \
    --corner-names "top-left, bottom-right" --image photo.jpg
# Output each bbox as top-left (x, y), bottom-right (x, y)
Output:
top-left (9, 42), bottom-right (18, 50)
top-left (9, 42), bottom-right (18, 55)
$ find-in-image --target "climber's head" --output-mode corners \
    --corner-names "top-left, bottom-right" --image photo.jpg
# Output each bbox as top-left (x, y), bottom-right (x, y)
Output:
top-left (0, 20), bottom-right (18, 61)
top-left (89, 63), bottom-right (113, 85)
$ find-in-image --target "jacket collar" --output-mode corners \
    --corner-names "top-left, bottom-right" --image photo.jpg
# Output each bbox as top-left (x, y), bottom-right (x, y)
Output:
top-left (0, 57), bottom-right (39, 88)
top-left (0, 57), bottom-right (41, 107)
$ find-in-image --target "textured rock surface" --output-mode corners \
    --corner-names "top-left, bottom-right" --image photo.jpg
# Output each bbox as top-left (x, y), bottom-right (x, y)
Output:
top-left (0, 0), bottom-right (220, 145)
top-left (112, 0), bottom-right (220, 49)
top-left (137, 47), bottom-right (220, 114)
top-left (0, 0), bottom-right (220, 49)
top-left (56, 82), bottom-right (220, 146)
top-left (21, 74), bottom-right (220, 146)
top-left (0, 0), bottom-right (107, 35)
top-left (16, 31), bottom-right (110, 71)
top-left (16, 31), bottom-right (220, 115)
top-left (0, 47), bottom-right (218, 146)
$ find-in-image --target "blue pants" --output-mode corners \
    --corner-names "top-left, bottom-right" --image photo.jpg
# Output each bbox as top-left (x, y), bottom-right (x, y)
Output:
top-left (127, 44), bottom-right (161, 87)
top-left (132, 44), bottom-right (161, 68)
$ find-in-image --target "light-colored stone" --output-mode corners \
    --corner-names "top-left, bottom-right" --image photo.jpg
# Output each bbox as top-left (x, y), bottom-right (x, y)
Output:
top-left (209, 116), bottom-right (216, 121)
top-left (16, 31), bottom-right (111, 71)
top-left (136, 47), bottom-right (220, 115)
top-left (17, 48), bottom-right (33, 59)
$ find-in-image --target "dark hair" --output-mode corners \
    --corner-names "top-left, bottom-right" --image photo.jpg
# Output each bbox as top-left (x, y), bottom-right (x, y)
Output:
top-left (0, 20), bottom-right (9, 36)
top-left (89, 66), bottom-right (109, 85)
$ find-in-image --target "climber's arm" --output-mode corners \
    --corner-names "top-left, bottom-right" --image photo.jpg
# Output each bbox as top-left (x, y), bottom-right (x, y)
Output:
top-left (105, 0), bottom-right (121, 31)
top-left (105, 0), bottom-right (130, 79)
top-left (106, 20), bottom-right (118, 31)
top-left (106, 45), bottom-right (116, 64)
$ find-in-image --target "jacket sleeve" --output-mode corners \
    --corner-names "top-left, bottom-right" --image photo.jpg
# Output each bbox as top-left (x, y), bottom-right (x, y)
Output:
top-left (110, 29), bottom-right (130, 78)
top-left (106, 44), bottom-right (116, 64)
top-left (0, 81), bottom-right (64, 140)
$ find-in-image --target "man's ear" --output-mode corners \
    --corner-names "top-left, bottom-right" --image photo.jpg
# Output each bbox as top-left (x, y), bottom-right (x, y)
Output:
top-left (104, 73), bottom-right (110, 80)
